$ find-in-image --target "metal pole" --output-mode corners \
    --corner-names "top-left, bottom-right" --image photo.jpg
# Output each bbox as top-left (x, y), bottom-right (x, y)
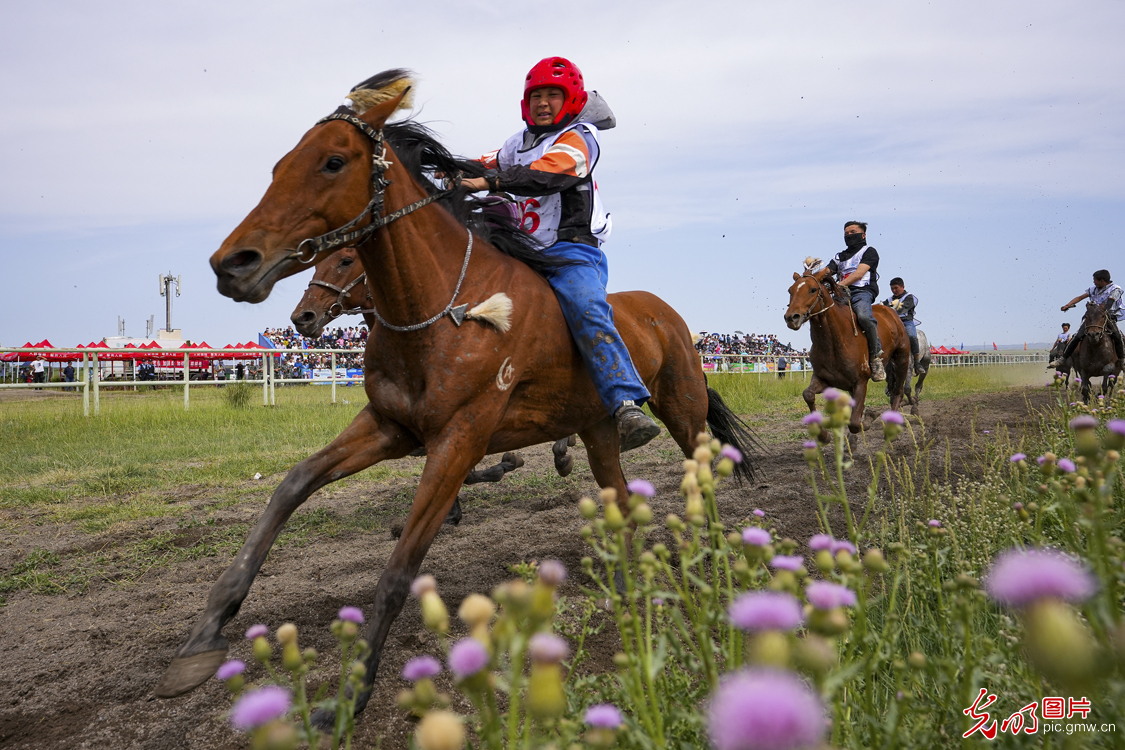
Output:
top-left (183, 352), bottom-right (190, 410)
top-left (82, 353), bottom-right (89, 417)
top-left (331, 351), bottom-right (337, 404)
top-left (262, 354), bottom-right (268, 406)
top-left (92, 353), bottom-right (100, 416)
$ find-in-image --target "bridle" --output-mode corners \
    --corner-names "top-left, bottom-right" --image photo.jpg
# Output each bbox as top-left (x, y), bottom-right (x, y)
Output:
top-left (1084, 304), bottom-right (1110, 338)
top-left (305, 270), bottom-right (371, 323)
top-left (800, 272), bottom-right (858, 336)
top-left (293, 111), bottom-right (476, 333)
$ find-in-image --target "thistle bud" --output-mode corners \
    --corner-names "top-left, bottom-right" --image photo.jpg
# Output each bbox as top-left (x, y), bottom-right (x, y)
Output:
top-left (256, 720), bottom-right (298, 750)
top-left (907, 651), bottom-right (927, 670)
top-left (1024, 599), bottom-right (1097, 687)
top-left (340, 621), bottom-right (359, 640)
top-left (795, 635), bottom-right (837, 675)
top-left (682, 459), bottom-right (699, 475)
top-left (631, 503), bottom-right (653, 526)
top-left (862, 549), bottom-right (889, 573)
top-left (709, 438), bottom-right (722, 454)
top-left (666, 514), bottom-right (684, 531)
top-left (458, 594), bottom-right (496, 628)
top-left (696, 432), bottom-right (712, 448)
top-left (604, 501), bottom-right (627, 531)
top-left (414, 710), bottom-right (466, 750)
top-left (282, 642), bottom-right (303, 672)
top-left (693, 445), bottom-right (713, 464)
top-left (680, 472), bottom-right (700, 496)
top-left (806, 606), bottom-right (849, 636)
top-left (578, 497), bottom-right (598, 519)
top-left (421, 591), bottom-right (450, 634)
top-left (613, 652), bottom-right (629, 668)
top-left (252, 636), bottom-right (272, 664)
top-left (276, 623), bottom-right (298, 646)
top-left (814, 549), bottom-right (835, 573)
top-left (598, 487), bottom-right (618, 505)
top-left (750, 631), bottom-right (791, 668)
top-left (527, 662), bottom-right (566, 719)
top-left (716, 457), bottom-right (735, 477)
top-left (697, 463), bottom-right (714, 487)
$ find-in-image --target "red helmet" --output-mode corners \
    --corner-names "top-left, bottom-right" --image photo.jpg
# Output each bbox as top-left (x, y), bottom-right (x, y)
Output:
top-left (521, 57), bottom-right (588, 129)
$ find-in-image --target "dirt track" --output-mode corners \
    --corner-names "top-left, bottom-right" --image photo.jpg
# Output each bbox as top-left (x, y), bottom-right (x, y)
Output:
top-left (0, 387), bottom-right (1051, 749)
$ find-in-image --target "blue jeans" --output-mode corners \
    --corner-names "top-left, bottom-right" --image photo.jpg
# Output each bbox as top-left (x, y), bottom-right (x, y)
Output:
top-left (545, 242), bottom-right (650, 414)
top-left (850, 287), bottom-right (881, 358)
top-left (902, 319), bottom-right (919, 356)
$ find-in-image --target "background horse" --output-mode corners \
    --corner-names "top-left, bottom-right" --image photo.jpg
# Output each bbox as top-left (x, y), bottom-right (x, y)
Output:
top-left (1073, 300), bottom-right (1122, 403)
top-left (157, 71), bottom-right (757, 720)
top-left (892, 329), bottom-right (930, 415)
top-left (784, 261), bottom-right (910, 432)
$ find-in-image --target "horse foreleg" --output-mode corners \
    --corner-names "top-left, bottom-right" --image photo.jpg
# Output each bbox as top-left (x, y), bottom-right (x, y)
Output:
top-left (336, 424), bottom-right (491, 724)
top-left (849, 379), bottom-right (869, 434)
top-left (553, 436), bottom-right (576, 477)
top-left (155, 405), bottom-right (414, 699)
top-left (803, 374), bottom-right (827, 412)
top-left (463, 451), bottom-right (526, 485)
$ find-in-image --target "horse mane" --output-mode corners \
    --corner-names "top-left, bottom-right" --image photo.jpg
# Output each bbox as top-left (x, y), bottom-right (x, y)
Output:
top-left (333, 70), bottom-right (569, 278)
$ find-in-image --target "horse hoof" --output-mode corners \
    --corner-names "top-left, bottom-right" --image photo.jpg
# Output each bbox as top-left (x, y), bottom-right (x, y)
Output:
top-left (155, 649), bottom-right (228, 698)
top-left (501, 451), bottom-right (525, 469)
top-left (555, 454), bottom-right (574, 478)
top-left (567, 434), bottom-right (577, 447)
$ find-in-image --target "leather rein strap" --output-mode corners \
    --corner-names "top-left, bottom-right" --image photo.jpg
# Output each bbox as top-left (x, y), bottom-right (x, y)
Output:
top-left (306, 272), bottom-right (370, 320)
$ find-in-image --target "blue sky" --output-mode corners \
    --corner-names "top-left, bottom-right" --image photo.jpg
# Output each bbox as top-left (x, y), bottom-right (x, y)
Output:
top-left (2, 0), bottom-right (1122, 350)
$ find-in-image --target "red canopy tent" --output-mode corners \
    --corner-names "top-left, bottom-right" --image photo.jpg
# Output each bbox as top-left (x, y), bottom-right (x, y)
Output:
top-left (221, 341), bottom-right (268, 360)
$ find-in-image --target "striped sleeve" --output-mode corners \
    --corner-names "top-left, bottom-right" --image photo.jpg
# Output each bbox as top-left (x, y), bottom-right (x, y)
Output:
top-left (528, 130), bottom-right (591, 178)
top-left (478, 149), bottom-right (500, 169)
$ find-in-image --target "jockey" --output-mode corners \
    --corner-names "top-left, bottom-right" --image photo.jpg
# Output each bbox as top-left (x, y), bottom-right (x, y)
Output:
top-left (1053, 269), bottom-right (1125, 366)
top-left (1049, 323), bottom-right (1071, 361)
top-left (881, 277), bottom-right (924, 375)
top-left (826, 221), bottom-right (885, 381)
top-left (461, 57), bottom-right (660, 451)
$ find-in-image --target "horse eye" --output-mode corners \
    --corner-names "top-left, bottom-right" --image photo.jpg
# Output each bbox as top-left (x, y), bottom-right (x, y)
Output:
top-left (341, 257), bottom-right (354, 266)
top-left (324, 156), bottom-right (346, 173)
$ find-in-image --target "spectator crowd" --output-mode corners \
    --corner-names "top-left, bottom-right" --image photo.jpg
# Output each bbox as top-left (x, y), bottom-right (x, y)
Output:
top-left (261, 325), bottom-right (368, 376)
top-left (694, 331), bottom-right (806, 358)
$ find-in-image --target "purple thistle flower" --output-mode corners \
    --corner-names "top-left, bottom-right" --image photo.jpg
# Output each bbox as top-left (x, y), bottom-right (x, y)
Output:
top-left (1009, 453), bottom-right (1026, 463)
top-left (808, 534), bottom-right (834, 551)
top-left (805, 581), bottom-right (858, 610)
top-left (928, 519), bottom-right (941, 528)
top-left (801, 412), bottom-right (823, 425)
top-left (802, 440), bottom-right (817, 449)
top-left (585, 704), bottom-right (624, 729)
top-left (753, 509), bottom-right (766, 518)
top-left (985, 547), bottom-right (1097, 607)
top-left (1070, 403), bottom-right (1077, 407)
top-left (245, 624), bottom-right (269, 640)
top-left (1013, 502), bottom-right (1024, 510)
top-left (708, 669), bottom-right (827, 750)
top-left (338, 606), bottom-right (364, 624)
top-left (742, 527), bottom-right (772, 546)
top-left (402, 655), bottom-right (442, 681)
top-left (528, 633), bottom-right (570, 663)
top-left (411, 574), bottom-right (437, 598)
top-left (721, 445), bottom-right (744, 463)
top-left (848, 398), bottom-right (857, 408)
top-left (652, 597), bottom-right (664, 606)
top-left (215, 660), bottom-right (246, 681)
top-left (830, 539), bottom-right (857, 555)
top-left (1070, 415), bottom-right (1098, 430)
top-left (627, 478), bottom-right (656, 498)
top-left (448, 638), bottom-right (490, 678)
top-left (881, 411), bottom-right (905, 425)
top-left (770, 555), bottom-right (804, 572)
top-left (983, 430), bottom-right (991, 434)
top-left (229, 686), bottom-right (291, 731)
top-left (728, 592), bottom-right (804, 632)
top-left (1058, 458), bottom-right (1077, 473)
top-left (822, 388), bottom-right (841, 402)
top-left (1036, 455), bottom-right (1048, 466)
top-left (538, 559), bottom-right (567, 586)
top-left (1108, 419), bottom-right (1125, 436)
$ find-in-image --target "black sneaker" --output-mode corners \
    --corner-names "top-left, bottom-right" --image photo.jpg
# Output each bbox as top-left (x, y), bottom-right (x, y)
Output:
top-left (615, 402), bottom-right (661, 452)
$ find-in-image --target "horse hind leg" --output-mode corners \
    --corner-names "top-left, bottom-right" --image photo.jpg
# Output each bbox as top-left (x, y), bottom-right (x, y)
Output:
top-left (155, 405), bottom-right (415, 699)
top-left (552, 436), bottom-right (576, 477)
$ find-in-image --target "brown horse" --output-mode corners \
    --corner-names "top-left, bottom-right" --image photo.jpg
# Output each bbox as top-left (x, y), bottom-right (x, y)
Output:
top-left (156, 71), bottom-right (756, 717)
top-left (1073, 300), bottom-right (1122, 403)
top-left (783, 262), bottom-right (910, 429)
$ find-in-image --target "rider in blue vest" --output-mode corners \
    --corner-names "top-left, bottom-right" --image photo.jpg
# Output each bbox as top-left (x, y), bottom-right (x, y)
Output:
top-left (461, 57), bottom-right (660, 451)
top-left (881, 277), bottom-right (924, 375)
top-left (826, 221), bottom-right (885, 381)
top-left (1052, 269), bottom-right (1125, 366)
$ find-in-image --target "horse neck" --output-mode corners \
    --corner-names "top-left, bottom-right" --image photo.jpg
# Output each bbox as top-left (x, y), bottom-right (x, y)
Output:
top-left (356, 157), bottom-right (475, 328)
top-left (807, 294), bottom-right (851, 352)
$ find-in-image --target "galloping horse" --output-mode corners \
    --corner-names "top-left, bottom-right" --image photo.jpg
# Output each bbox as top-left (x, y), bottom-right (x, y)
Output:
top-left (891, 329), bottom-right (930, 415)
top-left (156, 71), bottom-right (756, 717)
top-left (1072, 300), bottom-right (1122, 403)
top-left (784, 260), bottom-right (910, 431)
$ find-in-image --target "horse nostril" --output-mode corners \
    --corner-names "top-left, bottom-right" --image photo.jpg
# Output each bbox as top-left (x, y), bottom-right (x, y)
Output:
top-left (292, 310), bottom-right (316, 325)
top-left (220, 248), bottom-right (263, 277)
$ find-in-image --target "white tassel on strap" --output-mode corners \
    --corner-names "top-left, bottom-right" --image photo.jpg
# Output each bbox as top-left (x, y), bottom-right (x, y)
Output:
top-left (465, 293), bottom-right (513, 333)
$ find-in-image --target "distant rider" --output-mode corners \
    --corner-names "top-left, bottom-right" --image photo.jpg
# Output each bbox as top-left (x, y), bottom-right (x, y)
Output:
top-left (1052, 269), bottom-right (1124, 366)
top-left (1049, 323), bottom-right (1071, 362)
top-left (827, 221), bottom-right (885, 381)
top-left (881, 277), bottom-right (924, 375)
top-left (460, 57), bottom-right (660, 451)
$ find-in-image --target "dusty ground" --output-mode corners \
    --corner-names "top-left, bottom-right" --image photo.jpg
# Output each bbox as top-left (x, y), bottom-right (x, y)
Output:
top-left (0, 387), bottom-right (1051, 749)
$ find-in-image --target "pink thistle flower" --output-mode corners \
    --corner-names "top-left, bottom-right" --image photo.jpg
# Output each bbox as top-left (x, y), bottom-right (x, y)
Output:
top-left (1108, 419), bottom-right (1125, 436)
top-left (802, 440), bottom-right (817, 449)
top-left (801, 412), bottom-right (823, 425)
top-left (928, 519), bottom-right (941, 528)
top-left (753, 509), bottom-right (766, 518)
top-left (1058, 458), bottom-right (1077, 473)
top-left (448, 638), bottom-right (489, 677)
top-left (338, 606), bottom-right (364, 624)
top-left (1013, 502), bottom-right (1023, 510)
top-left (830, 539), bottom-right (857, 555)
top-left (411, 574), bottom-right (437, 598)
top-left (627, 479), bottom-right (656, 498)
top-left (708, 669), bottom-right (827, 750)
top-left (805, 581), bottom-right (857, 610)
top-left (728, 592), bottom-right (804, 632)
top-left (770, 555), bottom-right (803, 572)
top-left (402, 655), bottom-right (441, 681)
top-left (984, 547), bottom-right (1097, 607)
top-left (538, 559), bottom-right (567, 586)
top-left (229, 685), bottom-right (291, 731)
top-left (808, 534), bottom-right (834, 551)
top-left (741, 527), bottom-right (771, 546)
top-left (721, 445), bottom-right (744, 463)
top-left (528, 633), bottom-right (569, 663)
top-left (1009, 453), bottom-right (1026, 463)
top-left (245, 624), bottom-right (269, 640)
top-left (215, 660), bottom-right (246, 681)
top-left (1070, 415), bottom-right (1097, 430)
top-left (585, 704), bottom-right (624, 728)
top-left (1036, 455), bottom-right (1048, 466)
top-left (822, 388), bottom-right (841, 401)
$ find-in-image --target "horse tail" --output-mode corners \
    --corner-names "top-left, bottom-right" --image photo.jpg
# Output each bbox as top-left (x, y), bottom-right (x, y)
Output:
top-left (884, 353), bottom-right (900, 402)
top-left (706, 386), bottom-right (761, 484)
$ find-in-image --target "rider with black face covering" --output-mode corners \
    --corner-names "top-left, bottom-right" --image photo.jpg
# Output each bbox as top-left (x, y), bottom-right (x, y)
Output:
top-left (826, 220), bottom-right (885, 381)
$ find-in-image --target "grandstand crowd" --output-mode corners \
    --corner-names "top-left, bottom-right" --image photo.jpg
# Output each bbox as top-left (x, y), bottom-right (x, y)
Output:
top-left (694, 332), bottom-right (806, 358)
top-left (261, 325), bottom-right (368, 374)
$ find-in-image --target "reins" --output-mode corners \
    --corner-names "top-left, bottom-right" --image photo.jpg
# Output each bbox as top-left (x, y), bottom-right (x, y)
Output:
top-left (306, 271), bottom-right (371, 321)
top-left (293, 111), bottom-right (477, 333)
top-left (802, 273), bottom-right (859, 336)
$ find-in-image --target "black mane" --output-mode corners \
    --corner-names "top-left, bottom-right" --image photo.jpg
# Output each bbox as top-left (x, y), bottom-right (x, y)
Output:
top-left (382, 120), bottom-right (570, 278)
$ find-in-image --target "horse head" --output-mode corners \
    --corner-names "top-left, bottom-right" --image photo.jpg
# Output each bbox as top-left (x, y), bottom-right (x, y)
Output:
top-left (784, 262), bottom-right (833, 330)
top-left (209, 71), bottom-right (415, 303)
top-left (290, 247), bottom-right (370, 338)
top-left (1082, 300), bottom-right (1111, 340)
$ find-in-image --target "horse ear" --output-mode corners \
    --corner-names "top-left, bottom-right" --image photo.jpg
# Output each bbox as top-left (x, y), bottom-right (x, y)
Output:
top-left (358, 87), bottom-right (412, 128)
top-left (813, 268), bottom-right (831, 283)
top-left (792, 272), bottom-right (801, 281)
